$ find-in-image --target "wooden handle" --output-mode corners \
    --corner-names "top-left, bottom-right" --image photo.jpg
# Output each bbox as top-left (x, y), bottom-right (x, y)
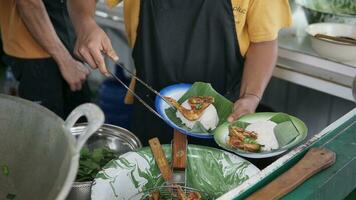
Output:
top-left (124, 78), bottom-right (136, 105)
top-left (247, 148), bottom-right (336, 200)
top-left (315, 34), bottom-right (356, 45)
top-left (172, 130), bottom-right (187, 170)
top-left (149, 137), bottom-right (172, 182)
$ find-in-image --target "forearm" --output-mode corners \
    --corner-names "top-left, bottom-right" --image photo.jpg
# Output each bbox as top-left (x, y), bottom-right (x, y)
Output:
top-left (16, 0), bottom-right (70, 62)
top-left (67, 0), bottom-right (97, 36)
top-left (239, 40), bottom-right (278, 99)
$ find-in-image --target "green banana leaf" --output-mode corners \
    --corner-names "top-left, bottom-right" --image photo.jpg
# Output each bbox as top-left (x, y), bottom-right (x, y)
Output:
top-left (165, 82), bottom-right (233, 133)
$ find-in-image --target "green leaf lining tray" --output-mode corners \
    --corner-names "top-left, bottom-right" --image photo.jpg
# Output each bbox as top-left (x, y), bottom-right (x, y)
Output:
top-left (91, 145), bottom-right (260, 200)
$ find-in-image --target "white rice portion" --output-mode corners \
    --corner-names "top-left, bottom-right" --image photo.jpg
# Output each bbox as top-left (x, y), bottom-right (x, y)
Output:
top-left (245, 121), bottom-right (279, 151)
top-left (176, 100), bottom-right (219, 131)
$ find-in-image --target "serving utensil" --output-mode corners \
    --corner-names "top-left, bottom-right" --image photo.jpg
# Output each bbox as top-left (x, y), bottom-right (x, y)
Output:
top-left (315, 34), bottom-right (356, 45)
top-left (114, 62), bottom-right (175, 107)
top-left (108, 70), bottom-right (165, 120)
top-left (247, 148), bottom-right (336, 200)
top-left (171, 131), bottom-right (188, 186)
top-left (149, 138), bottom-right (173, 182)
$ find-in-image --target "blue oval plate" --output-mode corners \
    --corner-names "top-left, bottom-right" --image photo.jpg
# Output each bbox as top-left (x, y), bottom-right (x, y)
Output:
top-left (155, 82), bottom-right (234, 139)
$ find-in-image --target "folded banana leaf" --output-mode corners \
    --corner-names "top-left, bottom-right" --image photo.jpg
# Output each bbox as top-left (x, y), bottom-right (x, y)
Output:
top-left (165, 82), bottom-right (233, 134)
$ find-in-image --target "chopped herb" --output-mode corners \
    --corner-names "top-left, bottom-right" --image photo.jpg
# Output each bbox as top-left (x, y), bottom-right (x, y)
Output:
top-left (195, 103), bottom-right (203, 110)
top-left (76, 147), bottom-right (118, 182)
top-left (6, 193), bottom-right (16, 200)
top-left (2, 165), bottom-right (9, 176)
top-left (243, 137), bottom-right (258, 144)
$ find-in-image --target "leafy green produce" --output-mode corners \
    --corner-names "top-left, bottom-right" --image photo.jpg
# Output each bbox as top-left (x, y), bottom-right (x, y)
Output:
top-left (76, 147), bottom-right (118, 182)
top-left (243, 137), bottom-right (258, 145)
top-left (2, 165), bottom-right (9, 176)
top-left (6, 193), bottom-right (16, 200)
top-left (296, 0), bottom-right (356, 15)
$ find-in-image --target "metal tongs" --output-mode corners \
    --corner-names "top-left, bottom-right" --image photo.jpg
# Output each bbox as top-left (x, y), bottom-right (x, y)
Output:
top-left (315, 34), bottom-right (356, 46)
top-left (108, 61), bottom-right (176, 120)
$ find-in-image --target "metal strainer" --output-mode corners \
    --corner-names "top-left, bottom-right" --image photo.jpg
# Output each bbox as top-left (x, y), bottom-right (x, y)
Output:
top-left (129, 185), bottom-right (213, 200)
top-left (130, 137), bottom-right (213, 200)
top-left (66, 181), bottom-right (92, 200)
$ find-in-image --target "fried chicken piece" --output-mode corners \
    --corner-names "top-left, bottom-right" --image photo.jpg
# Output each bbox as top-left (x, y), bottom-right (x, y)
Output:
top-left (176, 185), bottom-right (202, 200)
top-left (242, 130), bottom-right (257, 139)
top-left (165, 96), bottom-right (214, 121)
top-left (149, 191), bottom-right (160, 200)
top-left (243, 143), bottom-right (261, 152)
top-left (229, 127), bottom-right (261, 152)
top-left (176, 185), bottom-right (187, 200)
top-left (187, 192), bottom-right (202, 200)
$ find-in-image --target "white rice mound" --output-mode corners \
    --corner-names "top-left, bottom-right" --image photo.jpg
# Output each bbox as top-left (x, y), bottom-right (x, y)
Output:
top-left (245, 121), bottom-right (279, 151)
top-left (176, 100), bottom-right (219, 131)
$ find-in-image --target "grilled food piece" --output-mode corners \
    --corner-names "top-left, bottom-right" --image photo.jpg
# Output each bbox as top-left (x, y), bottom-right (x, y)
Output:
top-left (176, 185), bottom-right (202, 200)
top-left (187, 192), bottom-right (202, 200)
top-left (228, 126), bottom-right (261, 152)
top-left (165, 96), bottom-right (214, 121)
top-left (149, 191), bottom-right (160, 200)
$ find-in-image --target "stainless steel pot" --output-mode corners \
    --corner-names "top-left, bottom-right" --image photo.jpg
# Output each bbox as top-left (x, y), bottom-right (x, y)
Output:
top-left (0, 94), bottom-right (104, 200)
top-left (66, 124), bottom-right (142, 200)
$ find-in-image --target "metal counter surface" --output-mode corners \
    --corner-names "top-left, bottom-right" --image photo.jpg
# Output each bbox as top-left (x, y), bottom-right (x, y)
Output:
top-left (275, 6), bottom-right (356, 102)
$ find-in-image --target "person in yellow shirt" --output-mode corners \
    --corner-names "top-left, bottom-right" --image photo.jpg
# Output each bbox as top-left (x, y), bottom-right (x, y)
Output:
top-left (68, 0), bottom-right (292, 145)
top-left (0, 0), bottom-right (90, 118)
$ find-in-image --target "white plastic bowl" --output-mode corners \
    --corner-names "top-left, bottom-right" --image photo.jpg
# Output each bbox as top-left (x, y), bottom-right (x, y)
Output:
top-left (306, 23), bottom-right (356, 63)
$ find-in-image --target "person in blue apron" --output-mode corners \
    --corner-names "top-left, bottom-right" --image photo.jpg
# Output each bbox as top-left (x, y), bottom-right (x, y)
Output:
top-left (68, 0), bottom-right (292, 146)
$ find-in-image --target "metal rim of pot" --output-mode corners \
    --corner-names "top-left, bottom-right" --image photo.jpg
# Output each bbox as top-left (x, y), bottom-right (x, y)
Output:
top-left (0, 94), bottom-right (105, 200)
top-left (67, 123), bottom-right (143, 200)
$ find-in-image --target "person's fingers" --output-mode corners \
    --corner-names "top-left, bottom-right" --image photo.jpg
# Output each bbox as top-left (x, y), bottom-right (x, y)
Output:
top-left (74, 45), bottom-right (84, 61)
top-left (102, 38), bottom-right (119, 61)
top-left (90, 48), bottom-right (109, 76)
top-left (227, 112), bottom-right (239, 122)
top-left (69, 83), bottom-right (77, 92)
top-left (77, 62), bottom-right (91, 77)
top-left (228, 108), bottom-right (249, 122)
top-left (233, 102), bottom-right (240, 111)
top-left (78, 47), bottom-right (97, 69)
top-left (76, 82), bottom-right (83, 91)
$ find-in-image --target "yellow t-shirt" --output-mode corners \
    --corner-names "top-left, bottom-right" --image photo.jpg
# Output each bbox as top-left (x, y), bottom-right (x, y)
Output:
top-left (0, 0), bottom-right (50, 58)
top-left (109, 0), bottom-right (292, 57)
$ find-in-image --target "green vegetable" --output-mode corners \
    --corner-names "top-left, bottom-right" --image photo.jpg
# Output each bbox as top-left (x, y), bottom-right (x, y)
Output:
top-left (76, 147), bottom-right (118, 182)
top-left (195, 103), bottom-right (203, 110)
top-left (296, 0), bottom-right (356, 15)
top-left (243, 137), bottom-right (258, 145)
top-left (230, 121), bottom-right (250, 130)
top-left (2, 165), bottom-right (9, 176)
top-left (6, 193), bottom-right (16, 200)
